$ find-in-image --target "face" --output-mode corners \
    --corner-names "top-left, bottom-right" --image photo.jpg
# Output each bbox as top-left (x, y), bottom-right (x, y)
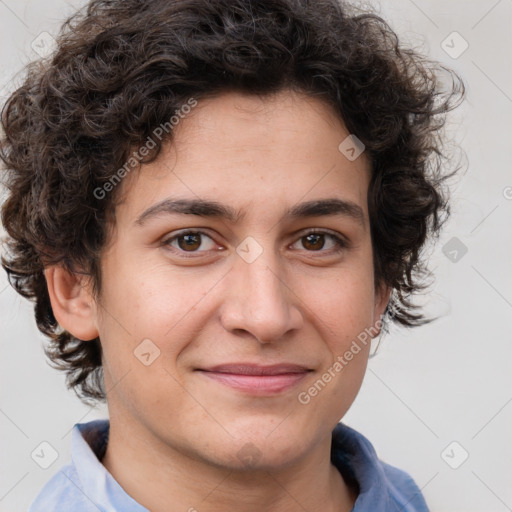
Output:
top-left (89, 89), bottom-right (389, 470)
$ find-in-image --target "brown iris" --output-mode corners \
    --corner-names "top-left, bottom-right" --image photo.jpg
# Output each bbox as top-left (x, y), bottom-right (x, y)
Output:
top-left (302, 233), bottom-right (325, 251)
top-left (178, 233), bottom-right (202, 251)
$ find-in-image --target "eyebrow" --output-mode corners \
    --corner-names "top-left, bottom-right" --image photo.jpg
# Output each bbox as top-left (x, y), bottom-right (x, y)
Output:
top-left (134, 197), bottom-right (366, 227)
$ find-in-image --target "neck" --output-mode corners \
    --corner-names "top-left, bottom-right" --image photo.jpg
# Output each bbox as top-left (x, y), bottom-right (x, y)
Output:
top-left (101, 415), bottom-right (356, 512)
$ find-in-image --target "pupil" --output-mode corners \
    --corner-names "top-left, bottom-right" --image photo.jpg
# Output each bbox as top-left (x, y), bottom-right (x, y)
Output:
top-left (305, 234), bottom-right (324, 250)
top-left (179, 233), bottom-right (201, 251)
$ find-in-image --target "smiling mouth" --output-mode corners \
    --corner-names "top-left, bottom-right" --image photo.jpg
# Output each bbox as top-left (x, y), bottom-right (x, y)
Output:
top-left (195, 363), bottom-right (312, 395)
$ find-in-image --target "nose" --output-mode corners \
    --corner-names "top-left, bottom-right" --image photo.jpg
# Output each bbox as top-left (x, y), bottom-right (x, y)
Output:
top-left (219, 249), bottom-right (304, 344)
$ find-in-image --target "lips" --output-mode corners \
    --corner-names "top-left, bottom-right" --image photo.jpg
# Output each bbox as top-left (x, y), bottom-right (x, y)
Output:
top-left (200, 363), bottom-right (311, 375)
top-left (196, 363), bottom-right (312, 394)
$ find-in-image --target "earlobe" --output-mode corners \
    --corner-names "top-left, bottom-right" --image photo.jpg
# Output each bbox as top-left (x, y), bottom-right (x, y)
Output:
top-left (44, 266), bottom-right (99, 341)
top-left (372, 284), bottom-right (392, 337)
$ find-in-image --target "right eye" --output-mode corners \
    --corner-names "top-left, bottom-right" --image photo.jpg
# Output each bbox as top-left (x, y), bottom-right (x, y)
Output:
top-left (161, 230), bottom-right (222, 257)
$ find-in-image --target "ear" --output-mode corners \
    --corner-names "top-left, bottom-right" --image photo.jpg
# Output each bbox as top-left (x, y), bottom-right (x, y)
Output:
top-left (371, 283), bottom-right (392, 337)
top-left (44, 266), bottom-right (99, 341)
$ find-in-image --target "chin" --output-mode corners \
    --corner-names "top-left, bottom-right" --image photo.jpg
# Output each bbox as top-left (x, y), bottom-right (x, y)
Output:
top-left (209, 420), bottom-right (315, 471)
top-left (218, 441), bottom-right (308, 473)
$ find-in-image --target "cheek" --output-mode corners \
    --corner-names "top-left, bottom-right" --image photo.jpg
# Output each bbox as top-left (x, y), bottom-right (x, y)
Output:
top-left (95, 256), bottom-right (221, 380)
top-left (99, 252), bottom-right (205, 332)
top-left (94, 260), bottom-right (209, 418)
top-left (298, 259), bottom-right (376, 401)
top-left (304, 265), bottom-right (376, 336)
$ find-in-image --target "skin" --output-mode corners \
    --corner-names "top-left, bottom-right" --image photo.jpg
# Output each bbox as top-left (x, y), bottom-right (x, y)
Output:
top-left (46, 89), bottom-right (390, 512)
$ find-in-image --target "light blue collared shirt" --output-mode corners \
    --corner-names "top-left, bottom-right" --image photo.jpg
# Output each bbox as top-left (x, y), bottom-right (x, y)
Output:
top-left (29, 419), bottom-right (429, 511)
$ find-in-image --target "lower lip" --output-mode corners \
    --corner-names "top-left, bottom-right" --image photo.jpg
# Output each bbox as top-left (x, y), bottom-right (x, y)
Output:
top-left (198, 371), bottom-right (309, 395)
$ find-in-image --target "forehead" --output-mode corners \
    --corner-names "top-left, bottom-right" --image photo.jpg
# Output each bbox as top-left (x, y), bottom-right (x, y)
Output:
top-left (115, 89), bottom-right (371, 225)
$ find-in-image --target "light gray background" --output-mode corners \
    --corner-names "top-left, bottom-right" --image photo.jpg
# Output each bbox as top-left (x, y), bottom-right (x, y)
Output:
top-left (1, 1), bottom-right (511, 511)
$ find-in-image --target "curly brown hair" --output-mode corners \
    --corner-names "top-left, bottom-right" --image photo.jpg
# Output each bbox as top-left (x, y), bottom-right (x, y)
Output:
top-left (1, 0), bottom-right (464, 403)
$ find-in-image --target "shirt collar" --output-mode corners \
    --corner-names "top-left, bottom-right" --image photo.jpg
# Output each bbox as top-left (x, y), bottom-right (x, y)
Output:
top-left (71, 419), bottom-right (424, 512)
top-left (72, 419), bottom-right (148, 511)
top-left (332, 422), bottom-right (426, 511)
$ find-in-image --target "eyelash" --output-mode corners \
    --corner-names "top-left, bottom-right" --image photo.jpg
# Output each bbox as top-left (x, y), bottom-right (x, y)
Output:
top-left (161, 229), bottom-right (348, 258)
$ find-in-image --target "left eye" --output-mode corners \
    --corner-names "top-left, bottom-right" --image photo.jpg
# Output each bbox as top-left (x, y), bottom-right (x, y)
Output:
top-left (291, 231), bottom-right (347, 253)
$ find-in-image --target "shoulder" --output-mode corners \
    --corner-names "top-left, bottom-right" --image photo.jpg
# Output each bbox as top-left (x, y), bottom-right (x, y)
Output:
top-left (28, 463), bottom-right (101, 512)
top-left (331, 423), bottom-right (429, 512)
top-left (379, 461), bottom-right (430, 512)
top-left (29, 419), bottom-right (147, 512)
top-left (28, 419), bottom-right (111, 512)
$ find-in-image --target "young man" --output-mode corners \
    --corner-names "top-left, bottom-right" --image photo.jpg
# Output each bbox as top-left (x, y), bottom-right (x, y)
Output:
top-left (1, 0), bottom-right (463, 510)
